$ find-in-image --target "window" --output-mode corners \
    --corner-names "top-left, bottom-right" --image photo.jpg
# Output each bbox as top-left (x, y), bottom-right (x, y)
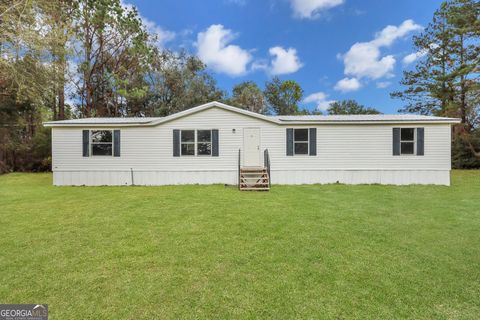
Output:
top-left (91, 130), bottom-right (113, 156)
top-left (181, 130), bottom-right (195, 156)
top-left (197, 130), bottom-right (212, 155)
top-left (400, 128), bottom-right (415, 155)
top-left (294, 129), bottom-right (309, 155)
top-left (180, 130), bottom-right (212, 156)
top-left (393, 127), bottom-right (424, 157)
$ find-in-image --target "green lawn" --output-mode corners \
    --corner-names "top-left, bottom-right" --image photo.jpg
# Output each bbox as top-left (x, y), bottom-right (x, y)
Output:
top-left (0, 171), bottom-right (479, 319)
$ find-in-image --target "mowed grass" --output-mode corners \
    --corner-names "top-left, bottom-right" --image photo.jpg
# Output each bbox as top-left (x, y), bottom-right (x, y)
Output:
top-left (0, 172), bottom-right (479, 319)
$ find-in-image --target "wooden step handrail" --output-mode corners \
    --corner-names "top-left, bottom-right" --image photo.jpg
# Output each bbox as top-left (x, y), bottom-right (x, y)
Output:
top-left (238, 148), bottom-right (241, 190)
top-left (263, 149), bottom-right (271, 188)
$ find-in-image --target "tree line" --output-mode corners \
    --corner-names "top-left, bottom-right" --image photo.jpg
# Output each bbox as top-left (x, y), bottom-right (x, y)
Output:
top-left (0, 0), bottom-right (478, 172)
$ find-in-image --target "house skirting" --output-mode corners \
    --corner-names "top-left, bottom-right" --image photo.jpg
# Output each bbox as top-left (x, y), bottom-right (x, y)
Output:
top-left (52, 169), bottom-right (451, 186)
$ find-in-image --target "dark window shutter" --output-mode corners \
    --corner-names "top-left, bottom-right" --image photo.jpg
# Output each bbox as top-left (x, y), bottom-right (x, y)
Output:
top-left (417, 127), bottom-right (424, 156)
top-left (393, 128), bottom-right (400, 156)
top-left (309, 128), bottom-right (317, 156)
top-left (173, 129), bottom-right (180, 157)
top-left (113, 130), bottom-right (121, 157)
top-left (286, 128), bottom-right (294, 156)
top-left (82, 130), bottom-right (89, 157)
top-left (212, 129), bottom-right (219, 156)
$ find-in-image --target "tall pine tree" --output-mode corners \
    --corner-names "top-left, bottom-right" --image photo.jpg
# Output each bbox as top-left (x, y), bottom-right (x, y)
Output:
top-left (392, 0), bottom-right (480, 166)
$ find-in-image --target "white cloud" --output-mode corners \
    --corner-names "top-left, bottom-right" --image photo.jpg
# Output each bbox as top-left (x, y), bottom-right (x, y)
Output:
top-left (371, 20), bottom-right (423, 47)
top-left (339, 19), bottom-right (422, 81)
top-left (121, 1), bottom-right (175, 47)
top-left (303, 92), bottom-right (335, 111)
top-left (353, 9), bottom-right (366, 16)
top-left (402, 43), bottom-right (438, 65)
top-left (376, 81), bottom-right (392, 88)
top-left (196, 24), bottom-right (252, 76)
top-left (142, 19), bottom-right (176, 47)
top-left (250, 47), bottom-right (303, 75)
top-left (225, 0), bottom-right (247, 5)
top-left (402, 50), bottom-right (428, 65)
top-left (342, 43), bottom-right (396, 79)
top-left (269, 46), bottom-right (303, 75)
top-left (290, 0), bottom-right (344, 19)
top-left (334, 77), bottom-right (361, 92)
top-left (402, 52), bottom-right (419, 65)
top-left (251, 60), bottom-right (269, 72)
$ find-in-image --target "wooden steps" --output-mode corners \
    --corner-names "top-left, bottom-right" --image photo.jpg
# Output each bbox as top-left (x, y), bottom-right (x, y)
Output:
top-left (239, 167), bottom-right (270, 191)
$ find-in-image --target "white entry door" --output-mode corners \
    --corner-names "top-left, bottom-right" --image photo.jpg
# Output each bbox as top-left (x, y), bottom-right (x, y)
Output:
top-left (243, 128), bottom-right (261, 167)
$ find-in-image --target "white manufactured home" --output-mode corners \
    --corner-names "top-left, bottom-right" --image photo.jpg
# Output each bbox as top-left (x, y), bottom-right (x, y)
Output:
top-left (44, 101), bottom-right (460, 187)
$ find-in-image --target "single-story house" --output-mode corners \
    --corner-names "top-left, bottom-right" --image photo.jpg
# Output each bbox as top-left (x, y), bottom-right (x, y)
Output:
top-left (44, 101), bottom-right (460, 187)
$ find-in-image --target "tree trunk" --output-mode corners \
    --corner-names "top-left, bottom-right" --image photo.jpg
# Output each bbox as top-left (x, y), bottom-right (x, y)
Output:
top-left (58, 51), bottom-right (66, 120)
top-left (83, 5), bottom-right (92, 117)
top-left (57, 34), bottom-right (66, 120)
top-left (52, 89), bottom-right (57, 120)
top-left (458, 33), bottom-right (467, 128)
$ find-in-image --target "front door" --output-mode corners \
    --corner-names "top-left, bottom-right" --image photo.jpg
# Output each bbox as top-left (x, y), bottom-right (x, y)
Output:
top-left (243, 128), bottom-right (261, 167)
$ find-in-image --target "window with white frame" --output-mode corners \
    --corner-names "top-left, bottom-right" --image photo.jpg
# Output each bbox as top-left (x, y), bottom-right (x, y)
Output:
top-left (294, 128), bottom-right (309, 155)
top-left (91, 130), bottom-right (113, 156)
top-left (197, 130), bottom-right (212, 155)
top-left (181, 130), bottom-right (195, 156)
top-left (400, 128), bottom-right (415, 155)
top-left (180, 130), bottom-right (212, 156)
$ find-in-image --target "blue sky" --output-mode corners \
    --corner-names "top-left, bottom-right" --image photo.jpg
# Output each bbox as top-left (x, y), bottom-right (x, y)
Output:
top-left (126, 0), bottom-right (443, 114)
